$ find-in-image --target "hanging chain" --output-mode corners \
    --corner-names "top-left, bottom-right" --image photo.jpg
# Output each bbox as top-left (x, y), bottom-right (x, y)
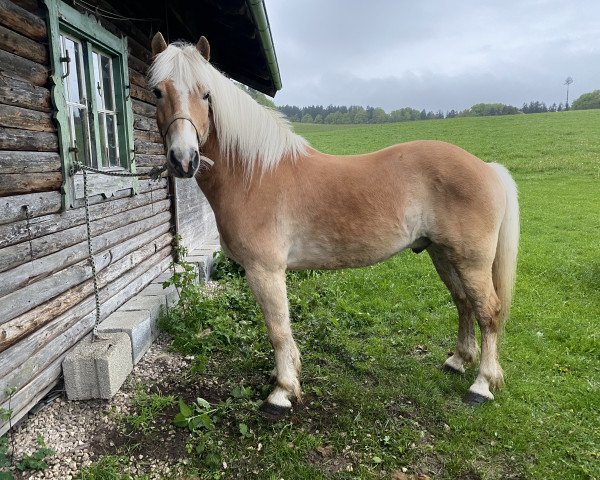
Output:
top-left (75, 161), bottom-right (167, 341)
top-left (81, 167), bottom-right (103, 340)
top-left (71, 161), bottom-right (168, 180)
top-left (74, 157), bottom-right (212, 341)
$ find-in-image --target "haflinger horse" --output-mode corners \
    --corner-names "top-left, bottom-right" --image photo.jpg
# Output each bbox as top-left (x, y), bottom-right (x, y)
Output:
top-left (149, 33), bottom-right (519, 417)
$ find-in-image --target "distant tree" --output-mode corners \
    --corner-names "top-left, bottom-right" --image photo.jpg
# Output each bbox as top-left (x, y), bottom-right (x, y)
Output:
top-left (523, 101), bottom-right (547, 114)
top-left (314, 113), bottom-right (324, 124)
top-left (420, 109), bottom-right (427, 120)
top-left (324, 111), bottom-right (341, 124)
top-left (446, 109), bottom-right (457, 118)
top-left (571, 90), bottom-right (600, 110)
top-left (371, 107), bottom-right (388, 123)
top-left (301, 113), bottom-right (313, 123)
top-left (564, 76), bottom-right (573, 110)
top-left (353, 109), bottom-right (368, 123)
top-left (557, 102), bottom-right (564, 111)
top-left (548, 103), bottom-right (557, 112)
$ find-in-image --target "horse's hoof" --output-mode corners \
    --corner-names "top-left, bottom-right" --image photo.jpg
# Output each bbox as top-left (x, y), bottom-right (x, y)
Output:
top-left (442, 363), bottom-right (463, 375)
top-left (462, 391), bottom-right (492, 406)
top-left (259, 402), bottom-right (291, 421)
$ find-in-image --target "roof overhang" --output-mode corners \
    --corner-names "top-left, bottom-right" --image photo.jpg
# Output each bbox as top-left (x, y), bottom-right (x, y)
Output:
top-left (121, 0), bottom-right (281, 96)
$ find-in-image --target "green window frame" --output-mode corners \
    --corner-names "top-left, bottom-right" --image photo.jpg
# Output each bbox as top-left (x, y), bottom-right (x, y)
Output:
top-left (44, 0), bottom-right (137, 209)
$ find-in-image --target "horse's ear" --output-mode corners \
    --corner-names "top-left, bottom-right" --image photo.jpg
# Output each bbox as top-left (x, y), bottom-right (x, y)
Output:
top-left (151, 32), bottom-right (168, 57)
top-left (196, 36), bottom-right (210, 61)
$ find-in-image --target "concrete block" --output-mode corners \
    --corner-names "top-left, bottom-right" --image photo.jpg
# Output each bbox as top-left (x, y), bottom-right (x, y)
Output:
top-left (98, 310), bottom-right (153, 364)
top-left (119, 295), bottom-right (163, 320)
top-left (186, 247), bottom-right (218, 281)
top-left (63, 332), bottom-right (132, 400)
top-left (141, 283), bottom-right (180, 308)
top-left (151, 271), bottom-right (172, 285)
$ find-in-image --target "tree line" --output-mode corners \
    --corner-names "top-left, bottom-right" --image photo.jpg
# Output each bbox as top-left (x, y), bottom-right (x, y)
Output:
top-left (240, 84), bottom-right (600, 124)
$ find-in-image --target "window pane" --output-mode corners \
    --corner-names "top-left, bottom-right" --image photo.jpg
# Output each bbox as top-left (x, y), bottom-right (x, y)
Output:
top-left (106, 114), bottom-right (119, 166)
top-left (98, 111), bottom-right (107, 166)
top-left (92, 52), bottom-right (104, 111)
top-left (100, 55), bottom-right (114, 111)
top-left (62, 36), bottom-right (85, 104)
top-left (71, 106), bottom-right (92, 166)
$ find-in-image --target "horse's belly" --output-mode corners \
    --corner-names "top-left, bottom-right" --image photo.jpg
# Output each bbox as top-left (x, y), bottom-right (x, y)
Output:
top-left (286, 233), bottom-right (411, 270)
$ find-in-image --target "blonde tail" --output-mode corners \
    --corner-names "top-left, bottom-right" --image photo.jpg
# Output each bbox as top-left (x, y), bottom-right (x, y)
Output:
top-left (489, 163), bottom-right (520, 326)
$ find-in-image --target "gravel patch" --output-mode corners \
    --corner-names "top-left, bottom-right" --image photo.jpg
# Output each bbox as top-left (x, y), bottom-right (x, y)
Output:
top-left (6, 333), bottom-right (195, 480)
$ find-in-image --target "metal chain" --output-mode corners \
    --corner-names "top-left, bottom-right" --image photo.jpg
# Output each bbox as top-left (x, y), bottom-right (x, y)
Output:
top-left (75, 162), bottom-right (167, 341)
top-left (72, 162), bottom-right (167, 180)
top-left (81, 168), bottom-right (103, 340)
top-left (74, 157), bottom-right (212, 340)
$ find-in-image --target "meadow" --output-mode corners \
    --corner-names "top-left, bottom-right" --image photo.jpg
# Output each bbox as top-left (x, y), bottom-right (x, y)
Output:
top-left (84, 110), bottom-right (599, 479)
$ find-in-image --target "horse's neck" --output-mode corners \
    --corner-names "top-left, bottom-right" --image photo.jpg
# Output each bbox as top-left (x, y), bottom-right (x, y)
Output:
top-left (195, 136), bottom-right (246, 209)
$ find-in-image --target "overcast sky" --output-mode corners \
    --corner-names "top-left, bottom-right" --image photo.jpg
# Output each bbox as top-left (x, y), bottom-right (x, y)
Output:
top-left (265, 0), bottom-right (600, 112)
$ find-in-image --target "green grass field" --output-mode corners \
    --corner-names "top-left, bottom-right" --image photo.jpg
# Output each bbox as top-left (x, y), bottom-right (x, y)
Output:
top-left (84, 110), bottom-right (600, 480)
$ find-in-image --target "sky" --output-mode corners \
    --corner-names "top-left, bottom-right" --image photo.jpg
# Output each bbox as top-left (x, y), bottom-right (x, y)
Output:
top-left (265, 0), bottom-right (600, 112)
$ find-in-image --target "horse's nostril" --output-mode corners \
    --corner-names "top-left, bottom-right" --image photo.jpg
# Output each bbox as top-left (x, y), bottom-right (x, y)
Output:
top-left (168, 149), bottom-right (179, 166)
top-left (192, 150), bottom-right (199, 169)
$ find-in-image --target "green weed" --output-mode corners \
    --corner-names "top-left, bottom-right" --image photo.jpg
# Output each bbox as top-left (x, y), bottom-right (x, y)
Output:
top-left (122, 386), bottom-right (175, 435)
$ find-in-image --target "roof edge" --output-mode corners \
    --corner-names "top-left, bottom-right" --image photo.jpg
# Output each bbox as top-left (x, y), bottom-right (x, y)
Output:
top-left (247, 0), bottom-right (282, 95)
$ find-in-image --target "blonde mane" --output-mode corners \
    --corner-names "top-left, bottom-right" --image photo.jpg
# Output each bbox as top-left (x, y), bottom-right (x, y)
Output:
top-left (148, 43), bottom-right (308, 173)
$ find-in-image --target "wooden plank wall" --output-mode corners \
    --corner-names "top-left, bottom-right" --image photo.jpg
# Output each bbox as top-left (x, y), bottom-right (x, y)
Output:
top-left (0, 0), bottom-right (172, 435)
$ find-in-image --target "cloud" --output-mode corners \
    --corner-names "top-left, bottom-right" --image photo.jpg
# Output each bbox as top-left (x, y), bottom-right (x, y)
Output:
top-left (266, 0), bottom-right (600, 111)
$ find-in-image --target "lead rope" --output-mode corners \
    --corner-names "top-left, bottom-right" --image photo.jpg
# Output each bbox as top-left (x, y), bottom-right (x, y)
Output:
top-left (74, 158), bottom-right (213, 341)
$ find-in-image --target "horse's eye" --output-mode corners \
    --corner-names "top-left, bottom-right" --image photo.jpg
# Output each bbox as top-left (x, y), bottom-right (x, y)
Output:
top-left (153, 88), bottom-right (162, 99)
top-left (203, 92), bottom-right (210, 101)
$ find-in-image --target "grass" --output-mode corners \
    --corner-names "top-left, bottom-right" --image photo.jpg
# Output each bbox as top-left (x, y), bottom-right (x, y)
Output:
top-left (87, 110), bottom-right (599, 479)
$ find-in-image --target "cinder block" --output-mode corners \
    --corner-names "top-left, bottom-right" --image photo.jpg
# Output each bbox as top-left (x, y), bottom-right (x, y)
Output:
top-left (141, 283), bottom-right (180, 309)
top-left (63, 332), bottom-right (132, 400)
top-left (98, 310), bottom-right (153, 364)
top-left (151, 271), bottom-right (172, 285)
top-left (119, 295), bottom-right (163, 320)
top-left (186, 248), bottom-right (218, 282)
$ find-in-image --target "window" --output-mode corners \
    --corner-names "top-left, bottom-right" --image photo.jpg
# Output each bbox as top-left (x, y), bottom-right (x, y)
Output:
top-left (45, 0), bottom-right (137, 208)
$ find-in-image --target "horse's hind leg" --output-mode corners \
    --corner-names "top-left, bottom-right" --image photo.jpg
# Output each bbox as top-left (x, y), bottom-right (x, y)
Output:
top-left (453, 261), bottom-right (503, 404)
top-left (428, 246), bottom-right (479, 373)
top-left (245, 265), bottom-right (301, 417)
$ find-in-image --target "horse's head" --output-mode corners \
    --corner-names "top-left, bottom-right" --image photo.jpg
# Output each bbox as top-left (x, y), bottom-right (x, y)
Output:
top-left (149, 32), bottom-right (212, 178)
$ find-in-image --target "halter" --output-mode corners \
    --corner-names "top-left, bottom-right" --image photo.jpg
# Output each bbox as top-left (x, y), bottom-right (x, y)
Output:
top-left (161, 114), bottom-right (214, 168)
top-left (161, 114), bottom-right (201, 143)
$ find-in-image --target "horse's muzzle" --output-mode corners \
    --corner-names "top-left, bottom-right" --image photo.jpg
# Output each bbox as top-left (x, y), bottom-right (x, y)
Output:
top-left (168, 148), bottom-right (199, 178)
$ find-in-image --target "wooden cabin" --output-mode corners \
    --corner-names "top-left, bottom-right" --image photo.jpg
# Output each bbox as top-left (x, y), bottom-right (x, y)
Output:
top-left (0, 0), bottom-right (281, 435)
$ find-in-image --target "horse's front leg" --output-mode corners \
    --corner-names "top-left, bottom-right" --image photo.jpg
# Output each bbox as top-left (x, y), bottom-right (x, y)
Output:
top-left (245, 266), bottom-right (301, 417)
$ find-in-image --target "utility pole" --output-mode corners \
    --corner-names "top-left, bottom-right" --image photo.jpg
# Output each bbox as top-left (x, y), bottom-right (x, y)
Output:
top-left (564, 76), bottom-right (573, 110)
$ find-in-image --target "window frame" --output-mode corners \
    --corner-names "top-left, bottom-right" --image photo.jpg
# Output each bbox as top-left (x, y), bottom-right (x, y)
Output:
top-left (45, 0), bottom-right (138, 209)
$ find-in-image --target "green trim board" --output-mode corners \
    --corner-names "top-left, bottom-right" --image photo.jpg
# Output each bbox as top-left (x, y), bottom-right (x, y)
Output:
top-left (247, 0), bottom-right (281, 92)
top-left (44, 0), bottom-right (138, 209)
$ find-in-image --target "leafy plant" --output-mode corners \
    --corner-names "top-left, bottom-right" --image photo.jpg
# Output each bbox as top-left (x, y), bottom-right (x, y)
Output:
top-left (16, 435), bottom-right (54, 471)
top-left (211, 251), bottom-right (245, 280)
top-left (173, 397), bottom-right (233, 432)
top-left (123, 386), bottom-right (175, 434)
top-left (162, 235), bottom-right (202, 316)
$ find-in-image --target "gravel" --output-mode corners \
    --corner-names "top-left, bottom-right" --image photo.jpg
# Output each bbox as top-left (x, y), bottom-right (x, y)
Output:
top-left (7, 333), bottom-right (194, 480)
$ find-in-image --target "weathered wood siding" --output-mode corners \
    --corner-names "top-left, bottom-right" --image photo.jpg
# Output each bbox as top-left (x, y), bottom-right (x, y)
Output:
top-left (0, 0), bottom-right (173, 435)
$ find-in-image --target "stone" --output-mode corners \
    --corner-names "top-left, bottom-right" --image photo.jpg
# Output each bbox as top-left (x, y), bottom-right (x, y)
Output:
top-left (97, 310), bottom-right (153, 364)
top-left (63, 333), bottom-right (132, 400)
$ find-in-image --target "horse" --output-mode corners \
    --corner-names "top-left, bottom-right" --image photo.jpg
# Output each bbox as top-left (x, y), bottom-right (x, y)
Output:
top-left (148, 33), bottom-right (519, 417)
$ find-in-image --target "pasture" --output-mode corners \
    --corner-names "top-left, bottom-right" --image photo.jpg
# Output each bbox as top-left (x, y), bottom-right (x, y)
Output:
top-left (86, 110), bottom-right (599, 479)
